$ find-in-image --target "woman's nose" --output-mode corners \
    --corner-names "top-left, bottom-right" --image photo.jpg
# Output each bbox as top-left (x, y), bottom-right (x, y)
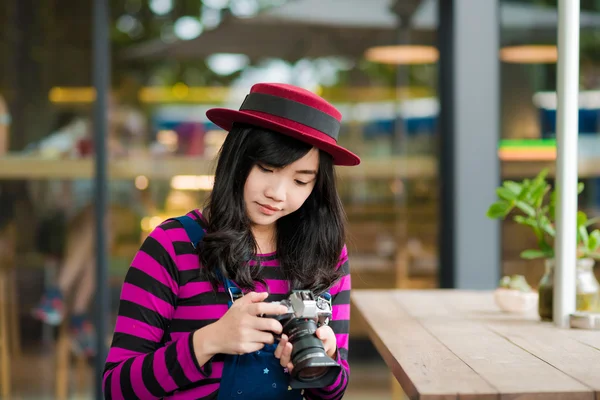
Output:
top-left (265, 179), bottom-right (286, 202)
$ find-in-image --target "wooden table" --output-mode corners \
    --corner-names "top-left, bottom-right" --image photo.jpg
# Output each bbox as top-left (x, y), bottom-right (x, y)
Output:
top-left (352, 289), bottom-right (600, 400)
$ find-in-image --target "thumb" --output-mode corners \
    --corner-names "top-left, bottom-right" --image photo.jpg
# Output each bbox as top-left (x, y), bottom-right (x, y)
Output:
top-left (316, 326), bottom-right (326, 339)
top-left (316, 325), bottom-right (333, 340)
top-left (241, 291), bottom-right (269, 304)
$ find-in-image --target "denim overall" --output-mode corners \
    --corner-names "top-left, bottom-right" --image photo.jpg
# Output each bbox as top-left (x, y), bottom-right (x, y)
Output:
top-left (173, 216), bottom-right (303, 399)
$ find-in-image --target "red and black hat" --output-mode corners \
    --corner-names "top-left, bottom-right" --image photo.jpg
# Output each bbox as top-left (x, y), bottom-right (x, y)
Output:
top-left (206, 83), bottom-right (360, 166)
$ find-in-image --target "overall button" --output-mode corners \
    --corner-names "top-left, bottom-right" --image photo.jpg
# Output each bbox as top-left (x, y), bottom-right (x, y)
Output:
top-left (272, 383), bottom-right (277, 388)
top-left (237, 390), bottom-right (243, 395)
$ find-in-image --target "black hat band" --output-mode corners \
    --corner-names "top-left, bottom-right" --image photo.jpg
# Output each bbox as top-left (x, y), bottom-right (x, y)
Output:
top-left (239, 92), bottom-right (340, 141)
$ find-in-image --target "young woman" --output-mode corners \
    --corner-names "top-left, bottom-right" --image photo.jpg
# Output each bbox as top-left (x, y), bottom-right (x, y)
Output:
top-left (103, 83), bottom-right (360, 399)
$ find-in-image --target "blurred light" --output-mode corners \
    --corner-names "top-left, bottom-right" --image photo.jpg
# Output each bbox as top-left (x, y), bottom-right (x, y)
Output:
top-left (204, 129), bottom-right (228, 157)
top-left (500, 45), bottom-right (557, 64)
top-left (49, 87), bottom-right (96, 103)
top-left (203, 0), bottom-right (229, 10)
top-left (135, 175), bottom-right (149, 190)
top-left (205, 130), bottom-right (227, 145)
top-left (150, 0), bottom-right (173, 15)
top-left (128, 20), bottom-right (145, 39)
top-left (171, 175), bottom-right (215, 191)
top-left (365, 45), bottom-right (439, 65)
top-left (141, 216), bottom-right (164, 232)
top-left (138, 86), bottom-right (229, 103)
top-left (174, 16), bottom-right (203, 40)
top-left (313, 58), bottom-right (340, 86)
top-left (201, 5), bottom-right (222, 30)
top-left (498, 148), bottom-right (556, 161)
top-left (206, 53), bottom-right (250, 75)
top-left (533, 90), bottom-right (600, 110)
top-left (390, 179), bottom-right (404, 195)
top-left (398, 98), bottom-right (439, 118)
top-left (157, 129), bottom-right (178, 151)
top-left (172, 83), bottom-right (190, 99)
top-left (230, 0), bottom-right (259, 18)
top-left (116, 15), bottom-right (137, 33)
top-left (498, 139), bottom-right (556, 161)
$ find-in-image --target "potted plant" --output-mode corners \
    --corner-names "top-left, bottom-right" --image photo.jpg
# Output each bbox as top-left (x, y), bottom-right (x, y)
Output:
top-left (487, 169), bottom-right (600, 320)
top-left (494, 274), bottom-right (538, 314)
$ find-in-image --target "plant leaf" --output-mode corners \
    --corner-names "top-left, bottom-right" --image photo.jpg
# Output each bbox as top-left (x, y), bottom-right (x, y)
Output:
top-left (585, 216), bottom-right (600, 227)
top-left (515, 201), bottom-right (536, 217)
top-left (496, 187), bottom-right (517, 201)
top-left (539, 215), bottom-right (556, 237)
top-left (486, 201), bottom-right (511, 219)
top-left (503, 181), bottom-right (522, 196)
top-left (589, 229), bottom-right (600, 252)
top-left (520, 249), bottom-right (551, 259)
top-left (577, 211), bottom-right (588, 226)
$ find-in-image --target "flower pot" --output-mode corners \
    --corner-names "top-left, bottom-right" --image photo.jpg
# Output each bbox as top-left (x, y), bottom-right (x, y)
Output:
top-left (538, 258), bottom-right (600, 321)
top-left (494, 288), bottom-right (538, 313)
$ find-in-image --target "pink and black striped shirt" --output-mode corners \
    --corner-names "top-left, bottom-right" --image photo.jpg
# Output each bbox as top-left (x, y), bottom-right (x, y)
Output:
top-left (103, 210), bottom-right (351, 399)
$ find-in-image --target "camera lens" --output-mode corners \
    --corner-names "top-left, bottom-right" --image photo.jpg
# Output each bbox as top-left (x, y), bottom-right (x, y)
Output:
top-left (297, 366), bottom-right (328, 380)
top-left (282, 318), bottom-right (341, 389)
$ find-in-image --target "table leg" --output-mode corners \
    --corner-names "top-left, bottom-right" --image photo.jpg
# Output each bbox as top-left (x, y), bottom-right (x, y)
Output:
top-left (391, 373), bottom-right (408, 400)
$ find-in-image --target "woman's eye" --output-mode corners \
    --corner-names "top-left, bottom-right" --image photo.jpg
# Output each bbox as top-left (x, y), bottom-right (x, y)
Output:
top-left (258, 164), bottom-right (273, 173)
top-left (295, 180), bottom-right (309, 186)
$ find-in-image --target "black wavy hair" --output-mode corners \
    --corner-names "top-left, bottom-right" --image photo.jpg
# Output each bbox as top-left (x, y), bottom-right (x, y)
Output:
top-left (200, 124), bottom-right (346, 295)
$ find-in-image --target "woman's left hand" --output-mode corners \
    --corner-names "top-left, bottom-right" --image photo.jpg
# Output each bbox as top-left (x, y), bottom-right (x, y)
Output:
top-left (274, 325), bottom-right (337, 374)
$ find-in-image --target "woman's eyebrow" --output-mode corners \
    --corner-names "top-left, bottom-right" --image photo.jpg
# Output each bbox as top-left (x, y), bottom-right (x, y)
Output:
top-left (296, 169), bottom-right (318, 175)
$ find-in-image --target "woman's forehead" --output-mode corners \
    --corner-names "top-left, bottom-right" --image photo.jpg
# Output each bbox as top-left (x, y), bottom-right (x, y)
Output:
top-left (285, 147), bottom-right (319, 171)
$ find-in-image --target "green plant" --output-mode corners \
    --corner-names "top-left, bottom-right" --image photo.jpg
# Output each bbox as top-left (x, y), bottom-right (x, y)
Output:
top-left (486, 169), bottom-right (600, 260)
top-left (499, 275), bottom-right (533, 292)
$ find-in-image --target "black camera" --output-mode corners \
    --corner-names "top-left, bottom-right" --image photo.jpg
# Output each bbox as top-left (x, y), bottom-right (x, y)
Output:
top-left (264, 290), bottom-right (341, 389)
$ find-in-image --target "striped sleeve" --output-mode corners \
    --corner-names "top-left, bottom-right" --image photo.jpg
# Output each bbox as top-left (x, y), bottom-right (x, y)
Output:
top-left (103, 224), bottom-right (212, 399)
top-left (305, 245), bottom-right (351, 400)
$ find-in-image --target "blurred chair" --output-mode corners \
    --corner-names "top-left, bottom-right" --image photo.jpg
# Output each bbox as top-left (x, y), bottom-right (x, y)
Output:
top-left (55, 318), bottom-right (88, 400)
top-left (0, 221), bottom-right (20, 398)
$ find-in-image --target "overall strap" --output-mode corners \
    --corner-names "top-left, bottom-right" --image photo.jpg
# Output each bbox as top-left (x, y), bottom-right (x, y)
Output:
top-left (171, 215), bottom-right (205, 249)
top-left (171, 215), bottom-right (242, 306)
top-left (221, 273), bottom-right (243, 307)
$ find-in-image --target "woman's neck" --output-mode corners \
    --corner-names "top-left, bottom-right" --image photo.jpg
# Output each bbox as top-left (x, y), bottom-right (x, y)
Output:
top-left (251, 224), bottom-right (276, 254)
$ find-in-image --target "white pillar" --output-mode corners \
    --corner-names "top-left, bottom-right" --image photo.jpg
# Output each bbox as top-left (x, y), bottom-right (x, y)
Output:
top-left (554, 0), bottom-right (580, 328)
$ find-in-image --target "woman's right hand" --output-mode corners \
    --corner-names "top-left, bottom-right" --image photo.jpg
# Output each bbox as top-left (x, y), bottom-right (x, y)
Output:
top-left (204, 291), bottom-right (289, 355)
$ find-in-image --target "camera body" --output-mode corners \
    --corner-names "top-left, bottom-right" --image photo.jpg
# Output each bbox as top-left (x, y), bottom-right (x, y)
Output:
top-left (270, 290), bottom-right (332, 331)
top-left (264, 290), bottom-right (341, 389)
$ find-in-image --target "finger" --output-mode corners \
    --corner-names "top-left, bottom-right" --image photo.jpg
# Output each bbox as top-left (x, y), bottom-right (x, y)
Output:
top-left (239, 342), bottom-right (267, 354)
top-left (274, 334), bottom-right (288, 359)
top-left (318, 326), bottom-right (337, 354)
top-left (316, 325), bottom-right (333, 340)
top-left (248, 331), bottom-right (276, 345)
top-left (248, 302), bottom-right (289, 317)
top-left (287, 362), bottom-right (294, 374)
top-left (279, 342), bottom-right (293, 368)
top-left (238, 291), bottom-right (268, 305)
top-left (250, 316), bottom-right (283, 334)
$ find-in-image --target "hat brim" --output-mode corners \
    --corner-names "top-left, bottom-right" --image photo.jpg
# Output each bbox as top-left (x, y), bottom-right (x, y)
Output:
top-left (206, 108), bottom-right (360, 166)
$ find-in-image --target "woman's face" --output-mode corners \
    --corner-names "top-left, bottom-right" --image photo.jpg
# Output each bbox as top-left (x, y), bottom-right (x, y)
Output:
top-left (244, 147), bottom-right (319, 229)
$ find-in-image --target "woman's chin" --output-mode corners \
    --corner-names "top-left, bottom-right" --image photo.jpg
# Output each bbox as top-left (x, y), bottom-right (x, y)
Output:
top-left (248, 211), bottom-right (279, 227)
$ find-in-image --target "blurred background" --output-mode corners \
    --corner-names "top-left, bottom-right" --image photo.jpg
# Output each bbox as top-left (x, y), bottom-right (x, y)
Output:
top-left (1, 0), bottom-right (600, 399)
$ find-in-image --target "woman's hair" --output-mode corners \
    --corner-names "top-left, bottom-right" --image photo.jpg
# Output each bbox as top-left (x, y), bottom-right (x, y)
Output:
top-left (200, 124), bottom-right (346, 295)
